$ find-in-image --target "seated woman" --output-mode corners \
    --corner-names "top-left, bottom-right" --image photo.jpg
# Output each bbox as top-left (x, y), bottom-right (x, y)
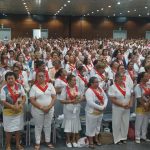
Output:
top-left (1, 71), bottom-right (26, 150)
top-left (60, 74), bottom-right (84, 148)
top-left (85, 77), bottom-right (108, 148)
top-left (29, 71), bottom-right (56, 150)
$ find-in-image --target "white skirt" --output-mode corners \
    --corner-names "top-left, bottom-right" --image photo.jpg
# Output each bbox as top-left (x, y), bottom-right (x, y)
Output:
top-left (86, 112), bottom-right (103, 137)
top-left (3, 113), bottom-right (24, 132)
top-left (62, 104), bottom-right (81, 133)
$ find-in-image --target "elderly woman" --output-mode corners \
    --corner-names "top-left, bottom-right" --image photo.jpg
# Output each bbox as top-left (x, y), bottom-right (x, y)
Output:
top-left (1, 71), bottom-right (26, 150)
top-left (108, 73), bottom-right (133, 144)
top-left (30, 71), bottom-right (56, 150)
top-left (60, 74), bottom-right (84, 148)
top-left (85, 77), bottom-right (108, 148)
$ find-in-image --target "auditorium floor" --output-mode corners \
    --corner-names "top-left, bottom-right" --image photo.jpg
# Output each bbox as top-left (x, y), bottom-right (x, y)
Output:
top-left (2, 141), bottom-right (150, 150)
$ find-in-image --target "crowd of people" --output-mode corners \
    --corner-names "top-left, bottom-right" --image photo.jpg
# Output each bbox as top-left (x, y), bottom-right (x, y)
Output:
top-left (0, 38), bottom-right (150, 150)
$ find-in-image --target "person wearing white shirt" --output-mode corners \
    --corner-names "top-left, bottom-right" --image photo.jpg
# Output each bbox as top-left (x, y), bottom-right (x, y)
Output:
top-left (85, 77), bottom-right (108, 148)
top-left (54, 68), bottom-right (67, 116)
top-left (59, 74), bottom-right (84, 148)
top-left (30, 71), bottom-right (56, 150)
top-left (108, 73), bottom-right (133, 144)
top-left (134, 72), bottom-right (150, 144)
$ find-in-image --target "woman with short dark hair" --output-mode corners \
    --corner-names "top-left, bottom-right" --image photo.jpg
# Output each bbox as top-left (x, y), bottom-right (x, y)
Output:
top-left (85, 77), bottom-right (108, 148)
top-left (60, 74), bottom-right (84, 148)
top-left (1, 71), bottom-right (26, 150)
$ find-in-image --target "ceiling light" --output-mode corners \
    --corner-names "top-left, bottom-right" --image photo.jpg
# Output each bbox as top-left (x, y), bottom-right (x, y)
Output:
top-left (87, 13), bottom-right (89, 16)
top-left (92, 12), bottom-right (94, 14)
top-left (127, 10), bottom-right (130, 13)
top-left (147, 13), bottom-right (150, 15)
top-left (113, 13), bottom-right (116, 16)
top-left (67, 0), bottom-right (70, 3)
top-left (117, 2), bottom-right (120, 5)
top-left (64, 4), bottom-right (67, 7)
top-left (108, 5), bottom-right (111, 8)
top-left (101, 8), bottom-right (104, 11)
top-left (97, 10), bottom-right (99, 12)
top-left (120, 13), bottom-right (122, 15)
top-left (139, 14), bottom-right (141, 16)
top-left (23, 2), bottom-right (26, 5)
top-left (134, 9), bottom-right (136, 11)
top-left (145, 6), bottom-right (148, 9)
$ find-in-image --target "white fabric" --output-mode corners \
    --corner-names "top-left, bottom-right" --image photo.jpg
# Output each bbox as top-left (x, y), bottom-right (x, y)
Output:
top-left (135, 114), bottom-right (149, 140)
top-left (31, 108), bottom-right (54, 144)
top-left (112, 107), bottom-right (130, 143)
top-left (59, 87), bottom-right (81, 133)
top-left (76, 75), bottom-right (87, 95)
top-left (86, 112), bottom-right (103, 137)
top-left (108, 84), bottom-right (132, 143)
top-left (3, 113), bottom-right (24, 132)
top-left (85, 88), bottom-right (108, 114)
top-left (29, 83), bottom-right (56, 114)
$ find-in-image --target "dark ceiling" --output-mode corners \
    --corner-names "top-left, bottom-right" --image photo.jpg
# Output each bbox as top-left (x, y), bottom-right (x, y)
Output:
top-left (0, 0), bottom-right (150, 17)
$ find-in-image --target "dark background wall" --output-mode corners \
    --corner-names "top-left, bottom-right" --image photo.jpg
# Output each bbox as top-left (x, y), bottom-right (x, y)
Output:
top-left (0, 15), bottom-right (150, 39)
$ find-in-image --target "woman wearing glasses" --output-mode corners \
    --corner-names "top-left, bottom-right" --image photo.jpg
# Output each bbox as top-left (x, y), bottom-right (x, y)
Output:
top-left (85, 77), bottom-right (108, 148)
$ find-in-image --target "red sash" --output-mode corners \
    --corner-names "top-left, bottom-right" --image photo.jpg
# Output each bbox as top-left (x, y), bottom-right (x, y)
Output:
top-left (90, 87), bottom-right (104, 105)
top-left (128, 70), bottom-right (134, 80)
top-left (59, 77), bottom-right (67, 84)
top-left (140, 84), bottom-right (150, 95)
top-left (95, 70), bottom-right (105, 80)
top-left (7, 83), bottom-right (19, 103)
top-left (66, 86), bottom-right (78, 101)
top-left (77, 72), bottom-right (88, 85)
top-left (35, 83), bottom-right (48, 93)
top-left (86, 64), bottom-right (93, 72)
top-left (115, 82), bottom-right (126, 97)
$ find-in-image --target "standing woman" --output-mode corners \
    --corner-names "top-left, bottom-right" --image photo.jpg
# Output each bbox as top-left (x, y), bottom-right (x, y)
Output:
top-left (108, 73), bottom-right (133, 144)
top-left (76, 65), bottom-right (88, 94)
top-left (30, 71), bottom-right (56, 150)
top-left (134, 72), bottom-right (150, 143)
top-left (1, 72), bottom-right (26, 150)
top-left (85, 77), bottom-right (108, 148)
top-left (60, 74), bottom-right (83, 148)
top-left (54, 68), bottom-right (67, 116)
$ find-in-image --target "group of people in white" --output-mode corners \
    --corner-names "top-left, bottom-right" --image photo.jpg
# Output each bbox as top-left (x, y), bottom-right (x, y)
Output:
top-left (0, 38), bottom-right (150, 150)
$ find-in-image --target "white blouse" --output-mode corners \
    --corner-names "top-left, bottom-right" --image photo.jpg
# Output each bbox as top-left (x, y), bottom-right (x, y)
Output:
top-left (29, 83), bottom-right (56, 113)
top-left (85, 88), bottom-right (108, 114)
top-left (54, 78), bottom-right (67, 100)
top-left (108, 84), bottom-right (133, 109)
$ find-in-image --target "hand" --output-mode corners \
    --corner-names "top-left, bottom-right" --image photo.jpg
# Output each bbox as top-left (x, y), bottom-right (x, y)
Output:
top-left (122, 103), bottom-right (129, 109)
top-left (41, 106), bottom-right (50, 113)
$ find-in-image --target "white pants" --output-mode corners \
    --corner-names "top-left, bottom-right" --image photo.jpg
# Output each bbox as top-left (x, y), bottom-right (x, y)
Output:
top-left (32, 109), bottom-right (54, 144)
top-left (86, 112), bottom-right (103, 137)
top-left (135, 113), bottom-right (149, 140)
top-left (112, 107), bottom-right (130, 144)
